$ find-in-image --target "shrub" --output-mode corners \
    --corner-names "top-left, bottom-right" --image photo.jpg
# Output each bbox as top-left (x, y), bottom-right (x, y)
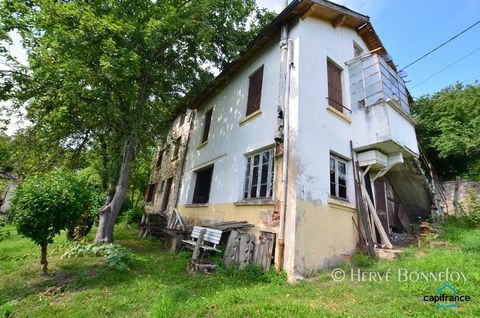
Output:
top-left (11, 169), bottom-right (91, 275)
top-left (62, 242), bottom-right (129, 271)
top-left (122, 205), bottom-right (144, 225)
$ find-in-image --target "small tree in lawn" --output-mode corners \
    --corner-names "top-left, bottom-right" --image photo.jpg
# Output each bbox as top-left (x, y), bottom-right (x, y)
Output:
top-left (12, 170), bottom-right (89, 275)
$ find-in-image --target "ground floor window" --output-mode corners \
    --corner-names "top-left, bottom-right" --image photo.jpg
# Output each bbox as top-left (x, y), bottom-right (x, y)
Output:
top-left (192, 165), bottom-right (214, 204)
top-left (330, 155), bottom-right (347, 199)
top-left (244, 149), bottom-right (274, 199)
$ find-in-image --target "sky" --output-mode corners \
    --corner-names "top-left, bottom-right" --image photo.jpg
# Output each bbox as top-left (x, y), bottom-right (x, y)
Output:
top-left (257, 0), bottom-right (480, 97)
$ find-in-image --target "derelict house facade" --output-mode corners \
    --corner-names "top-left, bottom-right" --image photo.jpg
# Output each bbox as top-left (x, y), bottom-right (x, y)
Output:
top-left (144, 0), bottom-right (443, 280)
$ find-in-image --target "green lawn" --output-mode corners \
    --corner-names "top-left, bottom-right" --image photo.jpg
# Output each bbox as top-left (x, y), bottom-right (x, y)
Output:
top-left (1, 222), bottom-right (479, 318)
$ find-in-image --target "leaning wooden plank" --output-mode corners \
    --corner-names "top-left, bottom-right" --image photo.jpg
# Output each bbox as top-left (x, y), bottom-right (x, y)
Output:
top-left (361, 183), bottom-right (393, 249)
top-left (174, 209), bottom-right (186, 231)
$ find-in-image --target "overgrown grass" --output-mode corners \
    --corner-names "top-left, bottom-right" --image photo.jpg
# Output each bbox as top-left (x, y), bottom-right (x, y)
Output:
top-left (1, 221), bottom-right (479, 317)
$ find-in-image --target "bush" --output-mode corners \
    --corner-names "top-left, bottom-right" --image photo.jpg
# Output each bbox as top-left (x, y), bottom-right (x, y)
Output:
top-left (62, 242), bottom-right (129, 271)
top-left (122, 205), bottom-right (144, 225)
top-left (11, 169), bottom-right (91, 275)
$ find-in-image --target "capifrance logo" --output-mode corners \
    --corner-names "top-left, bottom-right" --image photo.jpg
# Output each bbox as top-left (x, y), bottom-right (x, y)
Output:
top-left (423, 283), bottom-right (471, 310)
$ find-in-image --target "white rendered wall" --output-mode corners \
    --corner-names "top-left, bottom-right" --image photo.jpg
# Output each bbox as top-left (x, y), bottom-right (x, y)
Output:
top-left (295, 18), bottom-right (368, 205)
top-left (178, 38), bottom-right (282, 205)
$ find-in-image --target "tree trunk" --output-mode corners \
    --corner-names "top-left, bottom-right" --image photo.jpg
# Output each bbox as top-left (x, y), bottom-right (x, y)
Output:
top-left (40, 243), bottom-right (48, 276)
top-left (94, 135), bottom-right (137, 243)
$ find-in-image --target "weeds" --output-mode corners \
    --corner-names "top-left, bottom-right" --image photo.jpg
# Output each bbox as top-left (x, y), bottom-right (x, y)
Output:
top-left (62, 242), bottom-right (129, 271)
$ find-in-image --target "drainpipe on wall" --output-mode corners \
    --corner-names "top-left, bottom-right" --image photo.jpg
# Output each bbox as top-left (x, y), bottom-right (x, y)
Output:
top-left (277, 26), bottom-right (294, 271)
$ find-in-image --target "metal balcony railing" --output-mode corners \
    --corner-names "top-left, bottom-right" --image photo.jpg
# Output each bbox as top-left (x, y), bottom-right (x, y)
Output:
top-left (348, 54), bottom-right (409, 114)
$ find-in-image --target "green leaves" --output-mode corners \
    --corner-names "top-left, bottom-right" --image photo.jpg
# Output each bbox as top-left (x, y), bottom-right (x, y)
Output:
top-left (11, 169), bottom-right (94, 246)
top-left (411, 83), bottom-right (480, 180)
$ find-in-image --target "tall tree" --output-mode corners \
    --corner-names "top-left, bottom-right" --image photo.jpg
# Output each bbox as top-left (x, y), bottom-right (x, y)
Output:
top-left (411, 82), bottom-right (480, 180)
top-left (0, 0), bottom-right (273, 242)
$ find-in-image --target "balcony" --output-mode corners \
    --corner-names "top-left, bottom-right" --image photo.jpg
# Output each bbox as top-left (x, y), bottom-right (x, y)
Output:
top-left (348, 54), bottom-right (418, 157)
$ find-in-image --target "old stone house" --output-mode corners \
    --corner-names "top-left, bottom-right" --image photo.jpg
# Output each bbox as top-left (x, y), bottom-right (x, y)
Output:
top-left (144, 0), bottom-right (443, 280)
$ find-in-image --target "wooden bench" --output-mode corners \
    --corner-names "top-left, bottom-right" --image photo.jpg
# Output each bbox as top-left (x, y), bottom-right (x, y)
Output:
top-left (182, 226), bottom-right (222, 252)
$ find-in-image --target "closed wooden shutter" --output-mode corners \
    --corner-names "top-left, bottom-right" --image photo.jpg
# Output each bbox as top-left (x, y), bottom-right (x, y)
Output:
top-left (202, 109), bottom-right (213, 143)
top-left (327, 61), bottom-right (343, 113)
top-left (246, 65), bottom-right (264, 116)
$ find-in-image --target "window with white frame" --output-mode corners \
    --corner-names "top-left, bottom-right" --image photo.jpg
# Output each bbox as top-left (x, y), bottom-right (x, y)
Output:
top-left (243, 149), bottom-right (274, 199)
top-left (330, 155), bottom-right (348, 200)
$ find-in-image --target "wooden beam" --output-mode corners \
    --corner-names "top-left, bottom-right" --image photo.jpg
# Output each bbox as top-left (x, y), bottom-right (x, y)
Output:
top-left (332, 14), bottom-right (347, 28)
top-left (301, 4), bottom-right (317, 20)
top-left (361, 182), bottom-right (393, 249)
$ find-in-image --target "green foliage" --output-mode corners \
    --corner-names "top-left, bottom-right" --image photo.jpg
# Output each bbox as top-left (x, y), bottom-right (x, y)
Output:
top-left (121, 205), bottom-right (144, 225)
top-left (0, 300), bottom-right (17, 318)
top-left (11, 169), bottom-right (90, 246)
top-left (0, 0), bottom-right (275, 234)
top-left (0, 131), bottom-right (13, 174)
top-left (62, 242), bottom-right (129, 271)
top-left (462, 235), bottom-right (480, 253)
top-left (454, 189), bottom-right (480, 228)
top-left (351, 251), bottom-right (376, 267)
top-left (0, 217), bottom-right (10, 242)
top-left (2, 223), bottom-right (480, 317)
top-left (411, 83), bottom-right (480, 180)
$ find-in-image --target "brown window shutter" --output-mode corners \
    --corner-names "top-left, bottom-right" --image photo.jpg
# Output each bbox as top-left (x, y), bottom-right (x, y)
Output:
top-left (202, 109), bottom-right (213, 143)
top-left (246, 65), bottom-right (264, 116)
top-left (327, 61), bottom-right (343, 113)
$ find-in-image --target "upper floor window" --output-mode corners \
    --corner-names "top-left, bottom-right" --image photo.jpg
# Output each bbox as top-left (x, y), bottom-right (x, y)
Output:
top-left (330, 155), bottom-right (348, 200)
top-left (243, 148), bottom-right (274, 200)
top-left (192, 165), bottom-right (214, 204)
top-left (145, 182), bottom-right (158, 203)
top-left (172, 137), bottom-right (181, 159)
top-left (202, 109), bottom-right (213, 143)
top-left (327, 60), bottom-right (344, 113)
top-left (246, 65), bottom-right (264, 116)
top-left (155, 150), bottom-right (164, 168)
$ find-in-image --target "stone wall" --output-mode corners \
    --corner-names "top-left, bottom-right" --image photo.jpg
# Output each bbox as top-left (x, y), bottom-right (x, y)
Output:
top-left (442, 180), bottom-right (480, 214)
top-left (144, 110), bottom-right (194, 217)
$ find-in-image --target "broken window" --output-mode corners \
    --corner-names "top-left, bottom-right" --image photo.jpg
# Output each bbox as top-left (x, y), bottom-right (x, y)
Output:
top-left (145, 182), bottom-right (158, 203)
top-left (192, 165), bottom-right (214, 204)
top-left (161, 177), bottom-right (173, 212)
top-left (172, 137), bottom-right (181, 159)
top-left (246, 65), bottom-right (264, 116)
top-left (327, 60), bottom-right (344, 113)
top-left (202, 109), bottom-right (213, 143)
top-left (330, 155), bottom-right (348, 200)
top-left (155, 150), bottom-right (163, 168)
top-left (244, 149), bottom-right (274, 200)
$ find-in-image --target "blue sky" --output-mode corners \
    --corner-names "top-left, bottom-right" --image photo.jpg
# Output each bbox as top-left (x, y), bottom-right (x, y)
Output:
top-left (257, 0), bottom-right (480, 98)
